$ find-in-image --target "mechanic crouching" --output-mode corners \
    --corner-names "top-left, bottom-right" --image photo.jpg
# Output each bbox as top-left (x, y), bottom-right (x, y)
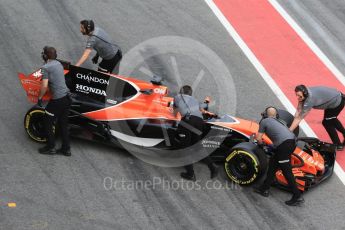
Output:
top-left (173, 85), bottom-right (218, 181)
top-left (254, 107), bottom-right (304, 206)
top-left (37, 46), bottom-right (71, 156)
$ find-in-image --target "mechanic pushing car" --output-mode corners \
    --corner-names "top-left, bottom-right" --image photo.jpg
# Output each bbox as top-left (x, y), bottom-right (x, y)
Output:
top-left (199, 96), bottom-right (218, 120)
top-left (76, 19), bottom-right (122, 74)
top-left (290, 85), bottom-right (345, 151)
top-left (254, 107), bottom-right (304, 206)
top-left (173, 85), bottom-right (218, 181)
top-left (37, 46), bottom-right (71, 156)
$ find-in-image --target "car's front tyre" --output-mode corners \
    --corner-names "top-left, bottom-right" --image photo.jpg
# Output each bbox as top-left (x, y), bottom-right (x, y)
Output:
top-left (224, 146), bottom-right (267, 185)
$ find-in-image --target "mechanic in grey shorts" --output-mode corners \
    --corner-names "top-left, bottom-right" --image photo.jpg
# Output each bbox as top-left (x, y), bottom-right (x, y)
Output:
top-left (173, 85), bottom-right (218, 181)
top-left (290, 85), bottom-right (345, 151)
top-left (76, 20), bottom-right (122, 74)
top-left (37, 46), bottom-right (71, 156)
top-left (254, 107), bottom-right (304, 206)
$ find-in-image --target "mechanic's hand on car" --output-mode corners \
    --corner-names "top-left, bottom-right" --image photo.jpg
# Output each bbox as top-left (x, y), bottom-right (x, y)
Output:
top-left (204, 96), bottom-right (211, 104)
top-left (37, 98), bottom-right (43, 107)
top-left (209, 112), bottom-right (219, 119)
top-left (92, 54), bottom-right (99, 64)
top-left (262, 144), bottom-right (275, 153)
top-left (203, 111), bottom-right (218, 119)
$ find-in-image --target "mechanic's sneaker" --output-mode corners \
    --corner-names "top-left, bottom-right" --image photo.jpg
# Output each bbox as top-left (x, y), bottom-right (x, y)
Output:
top-left (38, 146), bottom-right (56, 155)
top-left (285, 195), bottom-right (304, 206)
top-left (180, 172), bottom-right (196, 181)
top-left (253, 187), bottom-right (269, 197)
top-left (210, 167), bottom-right (219, 179)
top-left (57, 148), bottom-right (71, 156)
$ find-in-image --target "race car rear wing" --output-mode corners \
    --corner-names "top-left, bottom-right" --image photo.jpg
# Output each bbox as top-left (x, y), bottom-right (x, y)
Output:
top-left (18, 59), bottom-right (73, 103)
top-left (18, 69), bottom-right (53, 103)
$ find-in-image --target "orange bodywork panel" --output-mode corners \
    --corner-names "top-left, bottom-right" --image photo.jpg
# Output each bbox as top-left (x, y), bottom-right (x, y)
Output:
top-left (211, 117), bottom-right (273, 144)
top-left (276, 168), bottom-right (306, 191)
top-left (276, 147), bottom-right (325, 191)
top-left (83, 90), bottom-right (180, 121)
top-left (83, 75), bottom-right (181, 121)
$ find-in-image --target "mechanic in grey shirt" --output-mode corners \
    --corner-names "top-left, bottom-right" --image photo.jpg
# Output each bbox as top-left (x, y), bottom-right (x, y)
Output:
top-left (41, 60), bottom-right (69, 100)
top-left (76, 20), bottom-right (122, 74)
top-left (37, 46), bottom-right (71, 156)
top-left (255, 107), bottom-right (303, 206)
top-left (174, 94), bottom-right (203, 119)
top-left (290, 85), bottom-right (345, 150)
top-left (173, 85), bottom-right (218, 181)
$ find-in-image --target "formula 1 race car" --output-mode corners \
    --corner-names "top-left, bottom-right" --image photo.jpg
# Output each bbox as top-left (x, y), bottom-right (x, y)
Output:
top-left (18, 61), bottom-right (336, 191)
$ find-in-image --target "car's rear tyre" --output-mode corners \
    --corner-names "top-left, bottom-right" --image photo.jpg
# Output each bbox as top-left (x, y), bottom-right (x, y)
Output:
top-left (24, 107), bottom-right (52, 143)
top-left (224, 147), bottom-right (267, 185)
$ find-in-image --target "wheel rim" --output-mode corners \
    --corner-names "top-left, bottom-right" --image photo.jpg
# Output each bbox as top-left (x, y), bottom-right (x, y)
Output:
top-left (225, 150), bottom-right (259, 184)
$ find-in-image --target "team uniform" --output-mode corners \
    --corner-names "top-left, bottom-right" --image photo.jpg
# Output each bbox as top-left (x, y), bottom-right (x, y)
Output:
top-left (173, 94), bottom-right (217, 179)
top-left (86, 27), bottom-right (122, 73)
top-left (258, 118), bottom-right (301, 199)
top-left (173, 93), bottom-right (204, 146)
top-left (297, 86), bottom-right (345, 146)
top-left (41, 60), bottom-right (71, 153)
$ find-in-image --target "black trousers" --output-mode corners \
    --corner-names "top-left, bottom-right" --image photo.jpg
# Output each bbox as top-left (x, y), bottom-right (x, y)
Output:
top-left (175, 115), bottom-right (204, 147)
top-left (184, 157), bottom-right (216, 176)
top-left (176, 115), bottom-right (215, 175)
top-left (98, 50), bottom-right (122, 74)
top-left (44, 95), bottom-right (71, 150)
top-left (322, 95), bottom-right (345, 145)
top-left (261, 139), bottom-right (301, 197)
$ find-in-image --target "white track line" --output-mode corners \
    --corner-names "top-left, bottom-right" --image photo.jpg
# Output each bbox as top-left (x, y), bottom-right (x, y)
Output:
top-left (269, 0), bottom-right (345, 86)
top-left (204, 0), bottom-right (345, 186)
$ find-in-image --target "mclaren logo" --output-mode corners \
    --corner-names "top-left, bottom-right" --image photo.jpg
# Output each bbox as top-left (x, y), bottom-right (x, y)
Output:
top-left (76, 84), bottom-right (107, 96)
top-left (32, 69), bottom-right (42, 78)
top-left (154, 88), bottom-right (166, 95)
top-left (76, 73), bottom-right (109, 85)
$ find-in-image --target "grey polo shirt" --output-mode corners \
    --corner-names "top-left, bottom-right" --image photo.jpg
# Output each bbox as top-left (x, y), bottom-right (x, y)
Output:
top-left (173, 94), bottom-right (203, 119)
top-left (86, 27), bottom-right (119, 60)
top-left (298, 86), bottom-right (342, 118)
top-left (258, 118), bottom-right (296, 146)
top-left (41, 60), bottom-right (69, 100)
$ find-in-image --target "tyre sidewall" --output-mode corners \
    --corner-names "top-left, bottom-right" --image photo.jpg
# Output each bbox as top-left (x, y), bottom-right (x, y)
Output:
top-left (24, 107), bottom-right (48, 142)
top-left (224, 148), bottom-right (260, 185)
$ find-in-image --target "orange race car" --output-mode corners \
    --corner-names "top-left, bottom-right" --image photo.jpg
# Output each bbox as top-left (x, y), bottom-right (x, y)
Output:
top-left (18, 60), bottom-right (336, 191)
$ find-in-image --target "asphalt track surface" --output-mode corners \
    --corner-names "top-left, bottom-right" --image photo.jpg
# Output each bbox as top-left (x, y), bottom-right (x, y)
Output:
top-left (1, 0), bottom-right (345, 229)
